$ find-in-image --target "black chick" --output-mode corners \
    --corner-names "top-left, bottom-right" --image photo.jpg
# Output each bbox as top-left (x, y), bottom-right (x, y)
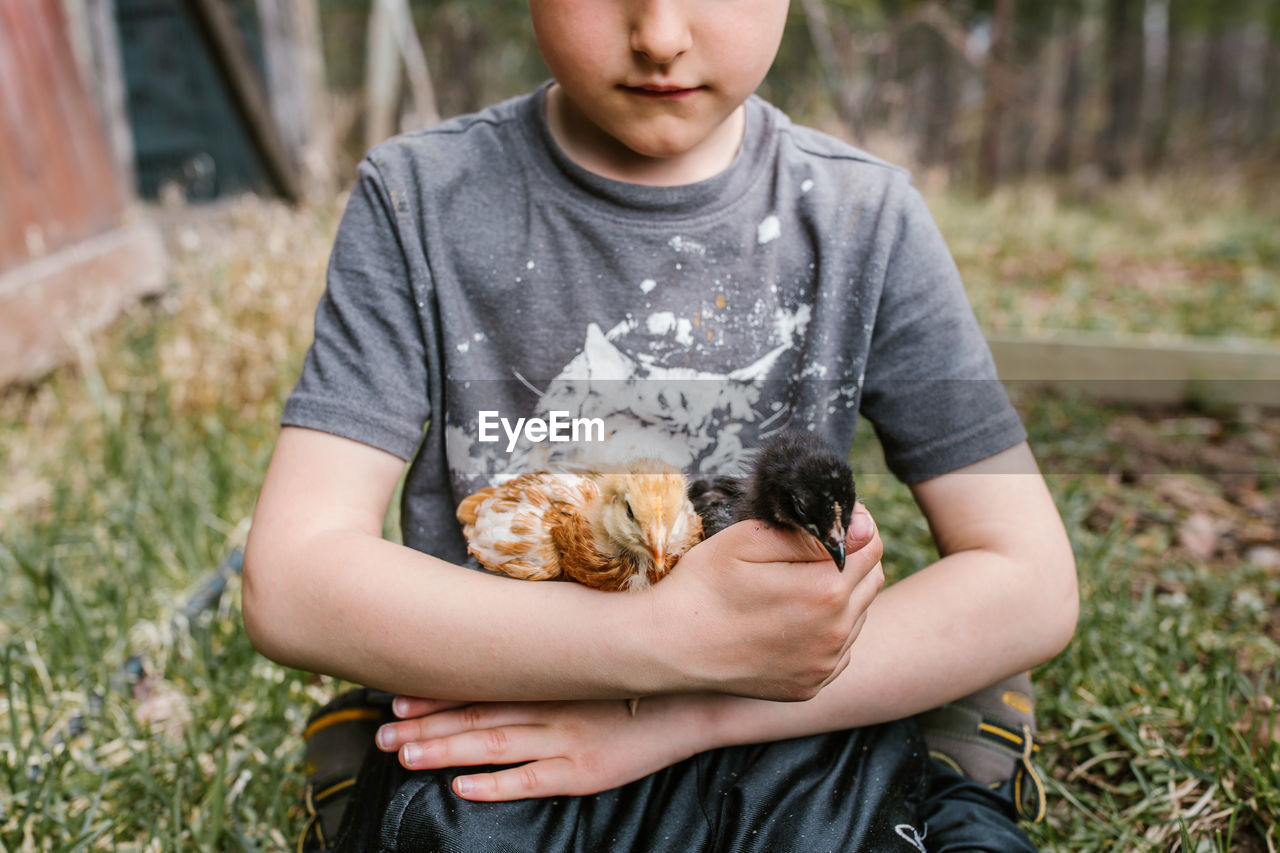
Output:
top-left (689, 430), bottom-right (857, 569)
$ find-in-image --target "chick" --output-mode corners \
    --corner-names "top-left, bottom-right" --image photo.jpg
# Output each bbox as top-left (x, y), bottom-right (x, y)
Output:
top-left (459, 459), bottom-right (703, 717)
top-left (689, 430), bottom-right (856, 569)
top-left (456, 459), bottom-right (703, 592)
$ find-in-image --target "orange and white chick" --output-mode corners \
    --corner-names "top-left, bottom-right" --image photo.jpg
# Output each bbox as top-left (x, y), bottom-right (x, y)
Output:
top-left (456, 459), bottom-right (703, 593)
top-left (458, 459), bottom-right (701, 716)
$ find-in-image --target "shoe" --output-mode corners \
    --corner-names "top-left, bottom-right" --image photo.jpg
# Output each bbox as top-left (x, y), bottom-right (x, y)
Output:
top-left (298, 688), bottom-right (396, 851)
top-left (917, 671), bottom-right (1047, 822)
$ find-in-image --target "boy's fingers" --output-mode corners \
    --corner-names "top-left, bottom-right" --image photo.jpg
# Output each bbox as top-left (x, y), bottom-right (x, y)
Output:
top-left (378, 702), bottom-right (539, 751)
top-left (842, 516), bottom-right (884, 583)
top-left (391, 696), bottom-right (465, 718)
top-left (718, 503), bottom-right (878, 568)
top-left (397, 723), bottom-right (555, 771)
top-left (818, 641), bottom-right (856, 690)
top-left (815, 560), bottom-right (882, 691)
top-left (452, 757), bottom-right (577, 801)
top-left (719, 521), bottom-right (835, 566)
top-left (846, 503), bottom-right (876, 550)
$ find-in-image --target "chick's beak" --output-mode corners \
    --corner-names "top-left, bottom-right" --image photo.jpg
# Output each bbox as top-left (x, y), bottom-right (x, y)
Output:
top-left (822, 509), bottom-right (848, 569)
top-left (803, 520), bottom-right (846, 570)
top-left (649, 521), bottom-right (668, 568)
top-left (824, 528), bottom-right (847, 570)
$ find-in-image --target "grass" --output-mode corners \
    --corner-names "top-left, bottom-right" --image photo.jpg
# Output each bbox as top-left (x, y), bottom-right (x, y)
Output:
top-left (925, 176), bottom-right (1280, 341)
top-left (2, 180), bottom-right (1278, 850)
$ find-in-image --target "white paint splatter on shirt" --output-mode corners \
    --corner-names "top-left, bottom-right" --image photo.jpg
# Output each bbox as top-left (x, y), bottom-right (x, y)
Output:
top-left (668, 235), bottom-right (706, 255)
top-left (646, 311), bottom-right (694, 346)
top-left (640, 279), bottom-right (657, 294)
top-left (757, 215), bottom-right (781, 245)
top-left (773, 303), bottom-right (812, 343)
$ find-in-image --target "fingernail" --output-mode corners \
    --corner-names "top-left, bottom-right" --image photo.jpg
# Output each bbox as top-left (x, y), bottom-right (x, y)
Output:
top-left (392, 697), bottom-right (410, 716)
top-left (377, 726), bottom-right (395, 750)
top-left (455, 776), bottom-right (474, 795)
top-left (402, 743), bottom-right (421, 766)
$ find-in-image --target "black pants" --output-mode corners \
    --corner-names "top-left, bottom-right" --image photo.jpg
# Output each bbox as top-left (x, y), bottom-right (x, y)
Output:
top-left (332, 719), bottom-right (1036, 853)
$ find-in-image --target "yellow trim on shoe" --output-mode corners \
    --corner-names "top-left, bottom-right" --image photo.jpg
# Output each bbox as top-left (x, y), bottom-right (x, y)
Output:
top-left (977, 722), bottom-right (1026, 746)
top-left (927, 749), bottom-right (966, 777)
top-left (314, 777), bottom-right (357, 803)
top-left (1013, 723), bottom-right (1047, 823)
top-left (303, 706), bottom-right (385, 741)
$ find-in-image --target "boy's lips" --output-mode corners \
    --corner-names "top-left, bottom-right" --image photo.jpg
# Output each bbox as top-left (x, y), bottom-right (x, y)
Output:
top-left (621, 83), bottom-right (703, 99)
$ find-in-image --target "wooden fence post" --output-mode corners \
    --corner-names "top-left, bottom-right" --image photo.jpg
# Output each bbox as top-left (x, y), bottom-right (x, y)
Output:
top-left (257, 0), bottom-right (335, 199)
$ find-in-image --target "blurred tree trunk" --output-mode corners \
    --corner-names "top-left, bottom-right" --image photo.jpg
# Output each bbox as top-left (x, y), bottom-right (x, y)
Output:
top-left (1046, 0), bottom-right (1083, 174)
top-left (1146, 0), bottom-right (1182, 169)
top-left (1264, 0), bottom-right (1280, 152)
top-left (365, 0), bottom-right (439, 149)
top-left (258, 0), bottom-right (335, 198)
top-left (364, 0), bottom-right (398, 149)
top-left (1008, 8), bottom-right (1054, 179)
top-left (799, 0), bottom-right (863, 141)
top-left (977, 0), bottom-right (1013, 193)
top-left (865, 5), bottom-right (902, 133)
top-left (918, 24), bottom-right (957, 168)
top-left (1199, 0), bottom-right (1242, 154)
top-left (914, 2), bottom-right (968, 171)
top-left (1100, 0), bottom-right (1146, 180)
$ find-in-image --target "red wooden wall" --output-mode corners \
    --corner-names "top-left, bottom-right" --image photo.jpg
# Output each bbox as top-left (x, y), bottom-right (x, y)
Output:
top-left (0, 0), bottom-right (126, 276)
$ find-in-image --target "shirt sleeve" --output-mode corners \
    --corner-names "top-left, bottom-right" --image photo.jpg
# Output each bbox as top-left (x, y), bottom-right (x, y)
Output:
top-left (281, 158), bottom-right (432, 460)
top-left (859, 183), bottom-right (1027, 483)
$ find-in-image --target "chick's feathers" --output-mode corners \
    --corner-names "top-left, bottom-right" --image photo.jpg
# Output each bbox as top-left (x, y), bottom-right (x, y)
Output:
top-left (457, 459), bottom-right (703, 592)
top-left (690, 430), bottom-right (856, 568)
top-left (456, 471), bottom-right (596, 582)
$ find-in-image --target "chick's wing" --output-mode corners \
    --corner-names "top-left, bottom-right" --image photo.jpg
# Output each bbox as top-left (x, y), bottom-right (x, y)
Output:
top-left (457, 471), bottom-right (599, 581)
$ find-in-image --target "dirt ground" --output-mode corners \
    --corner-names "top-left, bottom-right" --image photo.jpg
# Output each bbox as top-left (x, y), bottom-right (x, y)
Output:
top-left (1040, 402), bottom-right (1280, 647)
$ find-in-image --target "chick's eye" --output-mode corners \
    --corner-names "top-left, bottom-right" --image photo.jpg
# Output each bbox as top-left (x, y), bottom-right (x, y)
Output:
top-left (792, 497), bottom-right (809, 522)
top-left (625, 502), bottom-right (637, 522)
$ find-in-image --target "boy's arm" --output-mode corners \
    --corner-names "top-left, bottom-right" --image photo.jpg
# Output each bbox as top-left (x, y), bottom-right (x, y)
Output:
top-left (376, 441), bottom-right (1076, 802)
top-left (242, 425), bottom-right (882, 703)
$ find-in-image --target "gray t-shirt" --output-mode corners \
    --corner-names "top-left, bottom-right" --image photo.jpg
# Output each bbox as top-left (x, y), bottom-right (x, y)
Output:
top-left (283, 85), bottom-right (1026, 563)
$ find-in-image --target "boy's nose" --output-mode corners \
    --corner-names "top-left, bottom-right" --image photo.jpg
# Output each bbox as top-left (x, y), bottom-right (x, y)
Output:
top-left (629, 0), bottom-right (692, 65)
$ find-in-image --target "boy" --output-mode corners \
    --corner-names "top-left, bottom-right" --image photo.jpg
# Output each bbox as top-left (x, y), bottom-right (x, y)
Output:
top-left (243, 0), bottom-right (1078, 849)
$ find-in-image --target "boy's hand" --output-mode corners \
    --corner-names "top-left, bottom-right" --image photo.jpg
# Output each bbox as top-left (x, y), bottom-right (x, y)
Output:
top-left (645, 502), bottom-right (883, 702)
top-left (374, 695), bottom-right (708, 801)
top-left (370, 505), bottom-right (882, 801)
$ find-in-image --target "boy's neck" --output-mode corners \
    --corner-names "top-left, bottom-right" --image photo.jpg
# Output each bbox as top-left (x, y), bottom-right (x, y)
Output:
top-left (544, 84), bottom-right (745, 187)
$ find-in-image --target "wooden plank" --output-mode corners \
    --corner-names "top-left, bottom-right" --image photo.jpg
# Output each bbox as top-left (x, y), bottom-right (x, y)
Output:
top-left (0, 0), bottom-right (124, 273)
top-left (85, 0), bottom-right (139, 198)
top-left (988, 332), bottom-right (1280, 408)
top-left (188, 0), bottom-right (302, 202)
top-left (22, 0), bottom-right (97, 237)
top-left (37, 0), bottom-right (124, 228)
top-left (0, 1), bottom-right (54, 266)
top-left (0, 221), bottom-right (167, 387)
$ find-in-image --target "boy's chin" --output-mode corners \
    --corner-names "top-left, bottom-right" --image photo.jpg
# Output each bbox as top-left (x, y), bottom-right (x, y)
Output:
top-left (621, 136), bottom-right (704, 161)
top-left (611, 121), bottom-right (731, 163)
